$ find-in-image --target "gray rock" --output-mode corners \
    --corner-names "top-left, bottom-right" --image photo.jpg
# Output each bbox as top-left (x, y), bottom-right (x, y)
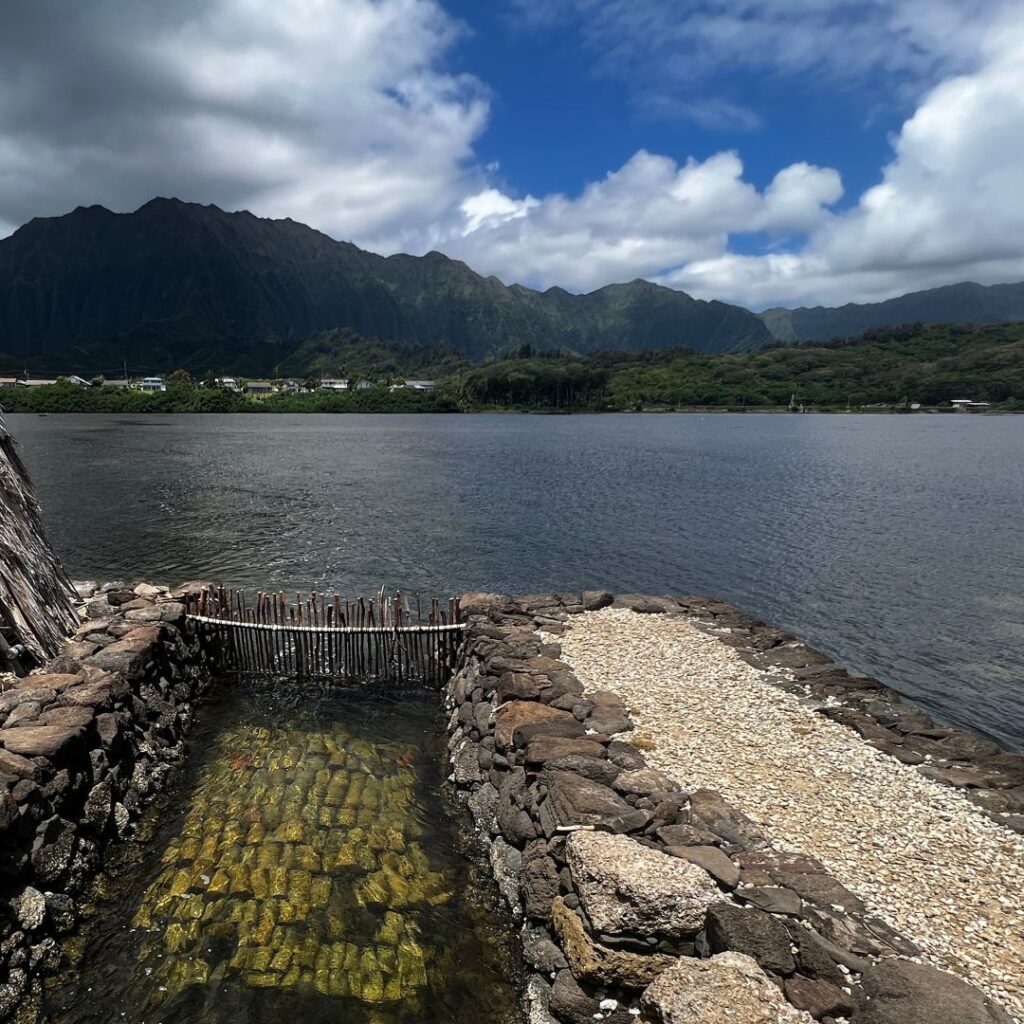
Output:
top-left (489, 838), bottom-right (523, 918)
top-left (664, 846), bottom-right (739, 889)
top-left (690, 789), bottom-right (768, 851)
top-left (12, 887), bottom-right (46, 930)
top-left (640, 952), bottom-right (809, 1024)
top-left (614, 769), bottom-right (680, 796)
top-left (522, 927), bottom-right (568, 972)
top-left (854, 959), bottom-right (1015, 1024)
top-left (736, 885), bottom-right (802, 916)
top-left (582, 591), bottom-right (614, 611)
top-left (566, 830), bottom-right (719, 941)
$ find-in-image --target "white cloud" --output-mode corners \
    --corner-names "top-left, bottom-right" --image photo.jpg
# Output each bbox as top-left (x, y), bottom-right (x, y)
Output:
top-left (660, 9), bottom-right (1024, 306)
top-left (0, 0), bottom-right (488, 246)
top-left (1, 0), bottom-right (1023, 312)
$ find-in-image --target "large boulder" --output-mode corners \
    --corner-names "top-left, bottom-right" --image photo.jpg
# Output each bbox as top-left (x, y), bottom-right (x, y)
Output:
top-left (566, 831), bottom-right (719, 942)
top-left (551, 896), bottom-right (674, 989)
top-left (525, 736), bottom-right (608, 766)
top-left (853, 960), bottom-right (1015, 1024)
top-left (640, 952), bottom-right (811, 1024)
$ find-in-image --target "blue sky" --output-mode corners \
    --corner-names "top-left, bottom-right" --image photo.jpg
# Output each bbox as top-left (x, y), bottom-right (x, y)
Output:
top-left (444, 2), bottom-right (898, 210)
top-left (1, 0), bottom-right (1023, 309)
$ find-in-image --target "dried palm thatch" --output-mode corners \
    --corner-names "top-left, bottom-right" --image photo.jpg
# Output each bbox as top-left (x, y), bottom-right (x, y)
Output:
top-left (0, 414), bottom-right (78, 668)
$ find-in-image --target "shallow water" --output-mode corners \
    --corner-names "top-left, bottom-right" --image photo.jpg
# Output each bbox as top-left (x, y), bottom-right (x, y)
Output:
top-left (9, 412), bottom-right (1024, 749)
top-left (44, 684), bottom-right (522, 1024)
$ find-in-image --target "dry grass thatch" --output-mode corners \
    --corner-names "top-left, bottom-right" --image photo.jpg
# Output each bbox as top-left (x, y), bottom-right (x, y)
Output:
top-left (0, 414), bottom-right (78, 666)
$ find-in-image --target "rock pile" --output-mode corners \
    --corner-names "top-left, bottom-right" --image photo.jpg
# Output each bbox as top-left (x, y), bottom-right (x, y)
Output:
top-left (0, 581), bottom-right (211, 1020)
top-left (447, 591), bottom-right (1017, 1024)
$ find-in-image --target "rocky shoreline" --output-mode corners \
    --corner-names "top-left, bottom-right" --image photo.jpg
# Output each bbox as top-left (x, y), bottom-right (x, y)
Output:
top-left (445, 591), bottom-right (1022, 1024)
top-left (0, 582), bottom-right (210, 1020)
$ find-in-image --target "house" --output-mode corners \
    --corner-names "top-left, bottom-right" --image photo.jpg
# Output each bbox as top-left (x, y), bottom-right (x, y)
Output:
top-left (245, 380), bottom-right (275, 396)
top-left (950, 399), bottom-right (991, 413)
top-left (18, 375), bottom-right (89, 388)
top-left (211, 377), bottom-right (240, 392)
top-left (101, 378), bottom-right (132, 389)
top-left (138, 376), bottom-right (167, 393)
top-left (319, 378), bottom-right (349, 392)
top-left (403, 379), bottom-right (435, 392)
top-left (0, 377), bottom-right (17, 389)
top-left (277, 379), bottom-right (307, 394)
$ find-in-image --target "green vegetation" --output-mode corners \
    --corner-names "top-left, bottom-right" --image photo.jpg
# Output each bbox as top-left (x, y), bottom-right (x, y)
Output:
top-left (3, 323), bottom-right (1022, 414)
top-left (0, 381), bottom-right (457, 414)
top-left (442, 323), bottom-right (1024, 411)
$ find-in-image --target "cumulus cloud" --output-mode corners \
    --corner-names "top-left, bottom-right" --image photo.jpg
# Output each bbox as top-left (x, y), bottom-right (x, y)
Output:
top-left (662, 9), bottom-right (1024, 306)
top-left (0, 0), bottom-right (488, 246)
top-left (444, 152), bottom-right (842, 292)
top-left (1, 0), bottom-right (1023, 310)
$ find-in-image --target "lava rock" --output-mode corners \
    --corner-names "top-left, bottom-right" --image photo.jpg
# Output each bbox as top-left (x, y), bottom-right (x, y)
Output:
top-left (705, 902), bottom-right (796, 975)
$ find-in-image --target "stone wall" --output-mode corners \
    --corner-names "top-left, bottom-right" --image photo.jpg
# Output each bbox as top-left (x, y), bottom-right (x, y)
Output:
top-left (445, 591), bottom-right (1015, 1024)
top-left (0, 582), bottom-right (211, 1020)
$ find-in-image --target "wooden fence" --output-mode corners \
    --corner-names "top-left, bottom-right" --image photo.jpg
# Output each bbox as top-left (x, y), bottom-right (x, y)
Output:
top-left (183, 587), bottom-right (464, 687)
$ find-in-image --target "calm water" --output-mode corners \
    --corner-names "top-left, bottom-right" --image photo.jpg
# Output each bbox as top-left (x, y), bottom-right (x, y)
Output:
top-left (8, 412), bottom-right (1024, 750)
top-left (45, 686), bottom-right (522, 1024)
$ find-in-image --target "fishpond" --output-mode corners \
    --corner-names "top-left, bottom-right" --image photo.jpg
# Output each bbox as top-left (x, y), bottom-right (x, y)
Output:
top-left (44, 682), bottom-right (522, 1024)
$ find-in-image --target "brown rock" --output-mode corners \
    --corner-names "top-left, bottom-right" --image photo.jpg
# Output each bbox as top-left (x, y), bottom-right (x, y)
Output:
top-left (495, 701), bottom-right (581, 750)
top-left (784, 975), bottom-right (856, 1020)
top-left (525, 736), bottom-right (609, 765)
top-left (37, 707), bottom-right (94, 729)
top-left (15, 673), bottom-right (84, 692)
top-left (0, 747), bottom-right (39, 779)
top-left (546, 771), bottom-right (651, 833)
top-left (1, 724), bottom-right (86, 760)
top-left (705, 902), bottom-right (796, 975)
top-left (551, 896), bottom-right (674, 989)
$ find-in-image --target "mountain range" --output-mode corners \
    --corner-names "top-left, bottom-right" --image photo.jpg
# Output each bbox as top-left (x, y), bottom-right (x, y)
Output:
top-left (0, 198), bottom-right (1022, 374)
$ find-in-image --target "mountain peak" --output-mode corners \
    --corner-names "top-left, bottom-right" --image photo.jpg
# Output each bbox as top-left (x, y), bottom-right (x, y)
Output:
top-left (0, 197), bottom-right (772, 371)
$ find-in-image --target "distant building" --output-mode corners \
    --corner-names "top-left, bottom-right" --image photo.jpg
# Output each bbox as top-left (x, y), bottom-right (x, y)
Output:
top-left (101, 378), bottom-right (132, 389)
top-left (138, 376), bottom-right (167, 393)
top-left (403, 379), bottom-right (435, 392)
top-left (245, 380), bottom-right (274, 396)
top-left (0, 377), bottom-right (17, 389)
top-left (214, 377), bottom-right (240, 392)
top-left (950, 398), bottom-right (991, 413)
top-left (277, 379), bottom-right (307, 394)
top-left (319, 378), bottom-right (349, 392)
top-left (18, 375), bottom-right (89, 388)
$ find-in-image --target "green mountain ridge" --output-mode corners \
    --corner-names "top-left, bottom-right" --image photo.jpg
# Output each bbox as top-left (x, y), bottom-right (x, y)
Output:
top-left (760, 281), bottom-right (1024, 342)
top-left (0, 198), bottom-right (771, 373)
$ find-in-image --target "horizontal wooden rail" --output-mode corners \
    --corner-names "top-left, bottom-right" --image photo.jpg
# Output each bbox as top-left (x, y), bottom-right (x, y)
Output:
top-left (182, 587), bottom-right (464, 687)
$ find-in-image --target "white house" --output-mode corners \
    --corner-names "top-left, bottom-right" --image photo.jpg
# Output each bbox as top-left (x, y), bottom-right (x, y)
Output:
top-left (245, 380), bottom-right (275, 396)
top-left (950, 398), bottom-right (991, 412)
top-left (319, 378), bottom-right (349, 392)
top-left (138, 376), bottom-right (167, 393)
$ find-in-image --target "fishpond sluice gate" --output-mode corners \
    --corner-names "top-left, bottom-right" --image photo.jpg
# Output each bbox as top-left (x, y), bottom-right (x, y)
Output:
top-left (0, 583), bottom-right (1021, 1024)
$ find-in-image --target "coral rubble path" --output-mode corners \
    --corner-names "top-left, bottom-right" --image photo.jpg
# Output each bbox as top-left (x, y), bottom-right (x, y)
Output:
top-left (556, 608), bottom-right (1024, 1024)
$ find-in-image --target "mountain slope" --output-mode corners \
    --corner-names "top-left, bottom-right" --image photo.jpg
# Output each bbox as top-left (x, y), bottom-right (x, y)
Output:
top-left (761, 281), bottom-right (1024, 342)
top-left (0, 199), bottom-right (771, 372)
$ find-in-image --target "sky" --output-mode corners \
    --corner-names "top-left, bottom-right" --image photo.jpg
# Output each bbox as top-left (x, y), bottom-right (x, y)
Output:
top-left (0, 0), bottom-right (1023, 310)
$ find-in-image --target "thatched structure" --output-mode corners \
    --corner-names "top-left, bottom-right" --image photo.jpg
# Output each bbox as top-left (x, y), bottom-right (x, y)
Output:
top-left (0, 414), bottom-right (78, 668)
